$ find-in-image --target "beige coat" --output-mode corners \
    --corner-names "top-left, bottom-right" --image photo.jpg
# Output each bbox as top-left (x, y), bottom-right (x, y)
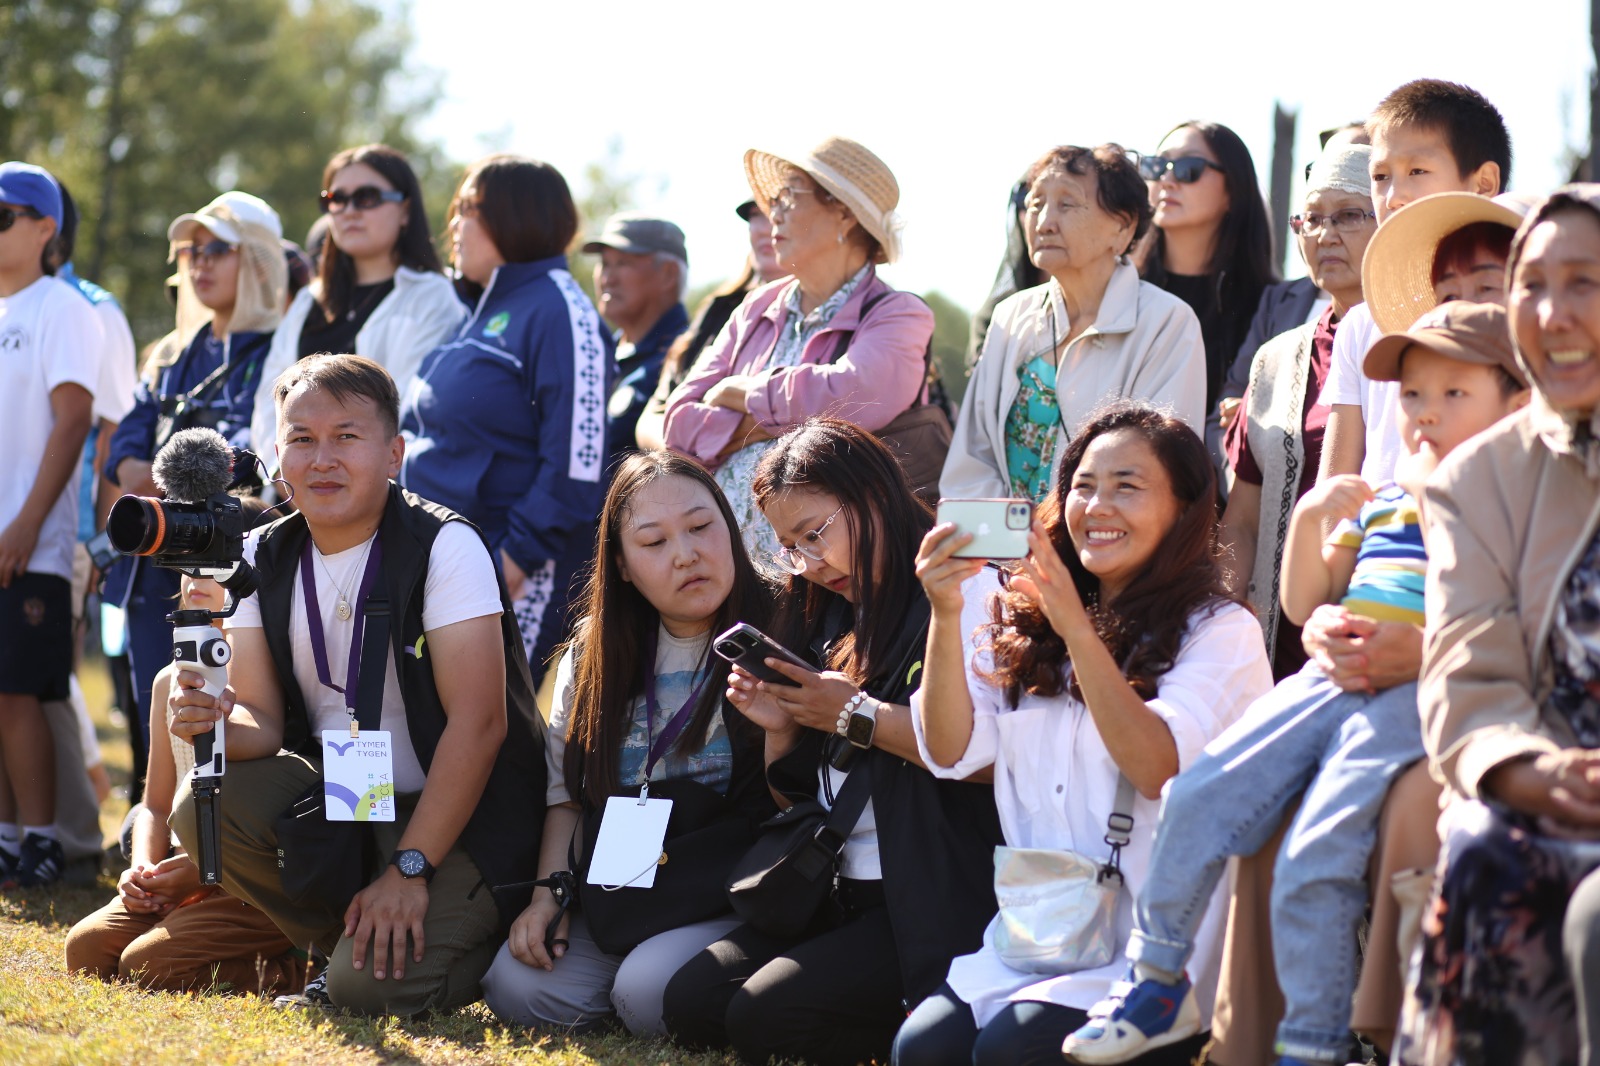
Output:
top-left (939, 260), bottom-right (1206, 500)
top-left (1421, 391), bottom-right (1600, 798)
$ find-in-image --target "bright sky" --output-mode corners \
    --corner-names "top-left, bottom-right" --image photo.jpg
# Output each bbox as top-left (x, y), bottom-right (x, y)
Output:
top-left (406, 0), bottom-right (1593, 311)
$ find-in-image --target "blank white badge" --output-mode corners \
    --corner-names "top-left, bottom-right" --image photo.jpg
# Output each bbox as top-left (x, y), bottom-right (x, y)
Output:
top-left (587, 796), bottom-right (673, 889)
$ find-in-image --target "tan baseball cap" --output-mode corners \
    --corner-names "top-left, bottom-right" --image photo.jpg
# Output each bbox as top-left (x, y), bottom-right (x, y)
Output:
top-left (1363, 301), bottom-right (1527, 388)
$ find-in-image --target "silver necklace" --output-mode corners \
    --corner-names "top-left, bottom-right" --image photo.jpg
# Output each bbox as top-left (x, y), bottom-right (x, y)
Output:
top-left (312, 538), bottom-right (373, 621)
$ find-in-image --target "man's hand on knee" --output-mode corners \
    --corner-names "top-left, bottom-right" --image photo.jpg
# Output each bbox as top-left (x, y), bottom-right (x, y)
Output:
top-left (344, 865), bottom-right (428, 981)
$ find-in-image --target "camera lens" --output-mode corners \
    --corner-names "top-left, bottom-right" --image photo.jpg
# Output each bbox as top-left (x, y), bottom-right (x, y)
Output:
top-left (107, 496), bottom-right (165, 555)
top-left (715, 641), bottom-right (741, 659)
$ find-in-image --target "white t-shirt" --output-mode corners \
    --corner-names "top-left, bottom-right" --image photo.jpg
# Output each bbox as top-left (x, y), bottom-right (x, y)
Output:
top-left (228, 520), bottom-right (501, 792)
top-left (0, 276), bottom-right (103, 579)
top-left (545, 625), bottom-right (736, 806)
top-left (91, 299), bottom-right (137, 424)
top-left (1317, 303), bottom-right (1401, 483)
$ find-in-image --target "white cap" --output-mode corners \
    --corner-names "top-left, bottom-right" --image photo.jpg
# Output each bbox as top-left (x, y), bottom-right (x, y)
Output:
top-left (167, 191), bottom-right (282, 245)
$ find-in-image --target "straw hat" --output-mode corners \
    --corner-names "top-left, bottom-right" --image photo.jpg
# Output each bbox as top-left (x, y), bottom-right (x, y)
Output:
top-left (1361, 192), bottom-right (1529, 333)
top-left (744, 137), bottom-right (904, 263)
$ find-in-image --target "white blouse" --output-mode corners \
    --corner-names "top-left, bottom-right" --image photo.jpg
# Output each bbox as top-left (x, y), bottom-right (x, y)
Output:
top-left (910, 570), bottom-right (1272, 1026)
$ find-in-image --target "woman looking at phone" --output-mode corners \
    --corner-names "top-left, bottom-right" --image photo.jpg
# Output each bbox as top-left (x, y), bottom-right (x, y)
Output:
top-left (894, 401), bottom-right (1271, 1066)
top-left (662, 418), bottom-right (1003, 1066)
top-left (480, 452), bottom-right (775, 1035)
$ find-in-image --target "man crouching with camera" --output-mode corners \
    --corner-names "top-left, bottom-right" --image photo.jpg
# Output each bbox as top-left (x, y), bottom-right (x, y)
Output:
top-left (169, 354), bottom-right (546, 1015)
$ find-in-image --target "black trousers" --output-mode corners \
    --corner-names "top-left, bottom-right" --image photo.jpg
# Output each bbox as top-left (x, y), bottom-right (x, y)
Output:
top-left (891, 983), bottom-right (1211, 1066)
top-left (663, 881), bottom-right (905, 1066)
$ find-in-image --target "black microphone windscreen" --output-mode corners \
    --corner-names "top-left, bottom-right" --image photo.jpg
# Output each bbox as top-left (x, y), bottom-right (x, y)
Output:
top-left (153, 428), bottom-right (235, 504)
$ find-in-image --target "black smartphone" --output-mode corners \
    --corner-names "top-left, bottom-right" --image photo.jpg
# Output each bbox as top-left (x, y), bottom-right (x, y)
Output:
top-left (713, 623), bottom-right (815, 687)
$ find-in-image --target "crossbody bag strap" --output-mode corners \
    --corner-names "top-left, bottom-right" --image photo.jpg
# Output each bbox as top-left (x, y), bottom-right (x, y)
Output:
top-left (815, 750), bottom-right (874, 851)
top-left (826, 290), bottom-right (933, 406)
top-left (1098, 774), bottom-right (1136, 885)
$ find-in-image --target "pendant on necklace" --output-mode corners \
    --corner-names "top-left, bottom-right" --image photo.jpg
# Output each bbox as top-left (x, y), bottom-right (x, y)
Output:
top-left (336, 599), bottom-right (352, 621)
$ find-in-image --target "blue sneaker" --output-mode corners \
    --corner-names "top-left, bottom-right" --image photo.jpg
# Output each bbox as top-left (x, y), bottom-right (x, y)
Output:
top-left (1061, 972), bottom-right (1200, 1064)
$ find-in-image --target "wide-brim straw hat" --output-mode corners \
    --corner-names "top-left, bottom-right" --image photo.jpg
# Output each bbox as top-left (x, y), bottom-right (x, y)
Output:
top-left (744, 137), bottom-right (904, 264)
top-left (1362, 192), bottom-right (1529, 333)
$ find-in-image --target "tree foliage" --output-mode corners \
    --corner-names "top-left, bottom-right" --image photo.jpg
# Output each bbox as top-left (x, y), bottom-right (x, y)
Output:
top-left (2, 0), bottom-right (445, 346)
top-left (922, 289), bottom-right (972, 406)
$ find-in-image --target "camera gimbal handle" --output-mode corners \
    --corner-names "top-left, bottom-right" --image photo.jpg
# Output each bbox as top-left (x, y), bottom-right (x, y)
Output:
top-left (172, 616), bottom-right (230, 885)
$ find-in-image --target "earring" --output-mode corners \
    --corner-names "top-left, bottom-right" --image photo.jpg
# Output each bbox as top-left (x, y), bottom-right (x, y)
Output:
top-left (837, 231), bottom-right (845, 245)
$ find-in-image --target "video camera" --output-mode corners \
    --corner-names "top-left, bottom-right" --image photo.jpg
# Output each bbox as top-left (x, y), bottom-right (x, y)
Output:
top-left (106, 428), bottom-right (270, 885)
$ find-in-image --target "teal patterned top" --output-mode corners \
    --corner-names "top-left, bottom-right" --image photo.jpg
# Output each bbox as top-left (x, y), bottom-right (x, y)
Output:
top-left (1003, 354), bottom-right (1061, 502)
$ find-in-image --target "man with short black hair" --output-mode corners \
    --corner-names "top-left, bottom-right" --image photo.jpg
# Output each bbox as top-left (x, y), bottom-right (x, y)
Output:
top-left (585, 213), bottom-right (689, 467)
top-left (170, 354), bottom-right (545, 1015)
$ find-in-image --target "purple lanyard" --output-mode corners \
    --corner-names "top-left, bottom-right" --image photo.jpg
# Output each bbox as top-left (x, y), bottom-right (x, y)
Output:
top-left (300, 533), bottom-right (384, 715)
top-left (640, 628), bottom-right (714, 782)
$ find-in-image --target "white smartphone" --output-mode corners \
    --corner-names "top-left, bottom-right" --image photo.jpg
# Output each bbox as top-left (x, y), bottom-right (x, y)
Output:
top-left (935, 498), bottom-right (1034, 559)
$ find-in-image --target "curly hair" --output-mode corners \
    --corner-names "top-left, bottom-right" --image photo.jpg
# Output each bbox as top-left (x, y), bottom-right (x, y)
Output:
top-left (980, 401), bottom-right (1243, 705)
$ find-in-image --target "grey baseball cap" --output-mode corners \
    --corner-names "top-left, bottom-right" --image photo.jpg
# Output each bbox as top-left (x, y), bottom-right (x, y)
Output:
top-left (582, 212), bottom-right (687, 263)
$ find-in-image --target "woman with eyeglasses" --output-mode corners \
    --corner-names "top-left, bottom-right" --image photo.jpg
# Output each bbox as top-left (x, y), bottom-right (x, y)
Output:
top-left (103, 190), bottom-right (287, 796)
top-left (249, 144), bottom-right (464, 460)
top-left (662, 418), bottom-right (1003, 1066)
top-left (1218, 143), bottom-right (1376, 681)
top-left (942, 145), bottom-right (1206, 504)
top-left (897, 401), bottom-right (1270, 1066)
top-left (398, 155), bottom-right (613, 687)
top-left (480, 451), bottom-right (776, 1035)
top-left (663, 137), bottom-right (937, 562)
top-left (1139, 122), bottom-right (1277, 475)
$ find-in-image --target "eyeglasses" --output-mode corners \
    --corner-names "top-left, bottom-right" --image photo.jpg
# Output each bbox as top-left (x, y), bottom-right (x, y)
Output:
top-left (1138, 155), bottom-right (1225, 184)
top-left (771, 505), bottom-right (844, 575)
top-left (175, 239), bottom-right (237, 265)
top-left (452, 199), bottom-right (481, 222)
top-left (767, 185), bottom-right (818, 217)
top-left (319, 185), bottom-right (405, 214)
top-left (1289, 209), bottom-right (1377, 236)
top-left (0, 204), bottom-right (43, 233)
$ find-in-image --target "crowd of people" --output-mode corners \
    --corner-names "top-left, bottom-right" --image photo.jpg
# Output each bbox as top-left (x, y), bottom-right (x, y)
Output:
top-left (2, 72), bottom-right (1597, 1065)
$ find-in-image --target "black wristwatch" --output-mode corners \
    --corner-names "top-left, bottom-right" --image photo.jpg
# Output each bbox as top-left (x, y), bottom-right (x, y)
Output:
top-left (390, 848), bottom-right (436, 884)
top-left (845, 697), bottom-right (879, 749)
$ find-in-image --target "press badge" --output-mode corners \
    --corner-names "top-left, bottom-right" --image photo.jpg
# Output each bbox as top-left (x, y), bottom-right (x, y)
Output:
top-left (320, 729), bottom-right (397, 822)
top-left (587, 792), bottom-right (672, 889)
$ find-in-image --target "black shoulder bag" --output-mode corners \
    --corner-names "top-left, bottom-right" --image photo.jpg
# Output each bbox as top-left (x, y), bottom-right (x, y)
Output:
top-left (272, 549), bottom-right (388, 913)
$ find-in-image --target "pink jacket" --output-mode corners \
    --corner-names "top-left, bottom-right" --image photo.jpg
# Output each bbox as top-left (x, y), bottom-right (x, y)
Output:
top-left (662, 269), bottom-right (936, 468)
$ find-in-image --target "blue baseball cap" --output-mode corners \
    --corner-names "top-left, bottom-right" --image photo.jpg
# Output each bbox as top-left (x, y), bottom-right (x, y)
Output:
top-left (0, 162), bottom-right (62, 226)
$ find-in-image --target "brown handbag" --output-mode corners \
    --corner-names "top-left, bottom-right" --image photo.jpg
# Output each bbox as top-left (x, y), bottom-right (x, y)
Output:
top-left (827, 289), bottom-right (953, 505)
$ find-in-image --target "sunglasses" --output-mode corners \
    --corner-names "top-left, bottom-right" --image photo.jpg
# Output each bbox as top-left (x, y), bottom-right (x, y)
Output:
top-left (175, 239), bottom-right (237, 264)
top-left (1138, 155), bottom-right (1225, 184)
top-left (319, 185), bottom-right (405, 214)
top-left (0, 204), bottom-right (44, 233)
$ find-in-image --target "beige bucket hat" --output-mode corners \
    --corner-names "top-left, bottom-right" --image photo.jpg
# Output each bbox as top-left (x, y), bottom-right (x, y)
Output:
top-left (744, 137), bottom-right (904, 264)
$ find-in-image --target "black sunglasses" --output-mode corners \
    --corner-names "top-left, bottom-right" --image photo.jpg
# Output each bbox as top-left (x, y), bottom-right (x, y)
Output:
top-left (319, 185), bottom-right (405, 214)
top-left (1138, 155), bottom-right (1225, 184)
top-left (0, 204), bottom-right (44, 233)
top-left (175, 239), bottom-right (236, 263)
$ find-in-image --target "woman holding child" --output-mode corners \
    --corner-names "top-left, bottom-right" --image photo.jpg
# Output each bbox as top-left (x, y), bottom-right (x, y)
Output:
top-left (1403, 183), bottom-right (1600, 1064)
top-left (894, 401), bottom-right (1271, 1065)
top-left (663, 418), bottom-right (1002, 1066)
top-left (480, 452), bottom-right (773, 1035)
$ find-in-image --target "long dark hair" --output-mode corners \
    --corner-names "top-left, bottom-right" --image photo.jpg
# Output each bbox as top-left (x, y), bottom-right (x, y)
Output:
top-left (1142, 121), bottom-right (1276, 339)
top-left (752, 418), bottom-right (933, 681)
top-left (315, 144), bottom-right (442, 322)
top-left (561, 452), bottom-right (768, 808)
top-left (981, 401), bottom-right (1241, 705)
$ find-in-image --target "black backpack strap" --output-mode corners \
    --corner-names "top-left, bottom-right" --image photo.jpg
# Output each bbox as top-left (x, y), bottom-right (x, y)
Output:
top-left (353, 592), bottom-right (390, 734)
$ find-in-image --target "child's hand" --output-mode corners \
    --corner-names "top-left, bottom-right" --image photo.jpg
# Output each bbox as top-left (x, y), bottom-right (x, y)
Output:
top-left (1294, 475), bottom-right (1373, 527)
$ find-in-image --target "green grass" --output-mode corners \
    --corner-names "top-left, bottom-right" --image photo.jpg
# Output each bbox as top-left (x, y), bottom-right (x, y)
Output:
top-left (0, 658), bottom-right (740, 1066)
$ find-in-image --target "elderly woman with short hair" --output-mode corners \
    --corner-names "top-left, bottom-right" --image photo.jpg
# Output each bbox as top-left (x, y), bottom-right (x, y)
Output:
top-left (663, 137), bottom-right (935, 561)
top-left (941, 144), bottom-right (1206, 504)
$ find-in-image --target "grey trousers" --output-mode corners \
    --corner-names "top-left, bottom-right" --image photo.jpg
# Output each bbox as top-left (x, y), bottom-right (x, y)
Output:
top-left (481, 910), bottom-right (739, 1035)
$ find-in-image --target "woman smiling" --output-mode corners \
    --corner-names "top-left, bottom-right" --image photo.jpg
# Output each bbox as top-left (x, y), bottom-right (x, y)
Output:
top-left (896, 401), bottom-right (1270, 1066)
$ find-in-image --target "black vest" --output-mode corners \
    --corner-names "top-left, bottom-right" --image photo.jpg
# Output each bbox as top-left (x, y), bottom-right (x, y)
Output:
top-left (253, 482), bottom-right (547, 928)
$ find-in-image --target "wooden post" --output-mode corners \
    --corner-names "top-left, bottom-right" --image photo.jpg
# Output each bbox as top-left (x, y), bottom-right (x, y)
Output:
top-left (1270, 103), bottom-right (1298, 275)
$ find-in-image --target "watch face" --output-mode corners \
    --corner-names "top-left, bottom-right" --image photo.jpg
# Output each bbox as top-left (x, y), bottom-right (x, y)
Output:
top-left (397, 850), bottom-right (427, 877)
top-left (846, 712), bottom-right (875, 748)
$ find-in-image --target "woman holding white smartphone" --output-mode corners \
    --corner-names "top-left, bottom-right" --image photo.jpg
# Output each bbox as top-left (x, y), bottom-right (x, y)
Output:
top-left (662, 417), bottom-right (1003, 1066)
